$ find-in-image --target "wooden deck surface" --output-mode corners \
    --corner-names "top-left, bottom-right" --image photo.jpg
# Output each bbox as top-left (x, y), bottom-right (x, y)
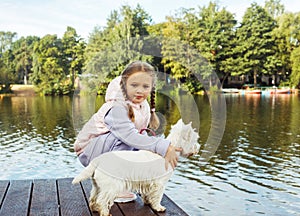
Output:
top-left (0, 178), bottom-right (189, 216)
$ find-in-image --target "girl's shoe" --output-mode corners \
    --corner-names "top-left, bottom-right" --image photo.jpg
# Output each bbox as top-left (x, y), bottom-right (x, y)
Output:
top-left (114, 192), bottom-right (137, 203)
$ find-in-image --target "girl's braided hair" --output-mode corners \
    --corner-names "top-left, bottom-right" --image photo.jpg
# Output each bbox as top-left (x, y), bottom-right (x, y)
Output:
top-left (120, 61), bottom-right (160, 130)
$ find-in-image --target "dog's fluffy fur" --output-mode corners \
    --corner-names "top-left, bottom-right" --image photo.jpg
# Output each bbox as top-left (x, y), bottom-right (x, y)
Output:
top-left (72, 119), bottom-right (200, 216)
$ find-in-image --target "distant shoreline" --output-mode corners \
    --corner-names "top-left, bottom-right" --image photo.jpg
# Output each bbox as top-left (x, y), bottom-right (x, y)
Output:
top-left (10, 84), bottom-right (36, 96)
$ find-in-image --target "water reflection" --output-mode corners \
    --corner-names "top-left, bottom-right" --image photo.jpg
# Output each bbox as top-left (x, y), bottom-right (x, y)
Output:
top-left (0, 94), bottom-right (299, 215)
top-left (165, 94), bottom-right (300, 215)
top-left (0, 96), bottom-right (79, 180)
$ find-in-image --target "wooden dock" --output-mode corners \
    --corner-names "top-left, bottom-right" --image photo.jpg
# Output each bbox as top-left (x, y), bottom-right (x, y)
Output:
top-left (0, 178), bottom-right (189, 216)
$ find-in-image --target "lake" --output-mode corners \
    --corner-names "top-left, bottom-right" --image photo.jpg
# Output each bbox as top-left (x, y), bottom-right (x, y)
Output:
top-left (0, 93), bottom-right (299, 215)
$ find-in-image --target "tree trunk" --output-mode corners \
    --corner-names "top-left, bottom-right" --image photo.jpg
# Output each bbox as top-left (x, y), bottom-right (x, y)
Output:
top-left (253, 69), bottom-right (257, 87)
top-left (24, 64), bottom-right (28, 85)
top-left (221, 73), bottom-right (229, 88)
top-left (24, 75), bottom-right (27, 85)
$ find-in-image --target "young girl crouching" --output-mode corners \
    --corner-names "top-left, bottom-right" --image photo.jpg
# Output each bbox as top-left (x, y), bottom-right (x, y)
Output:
top-left (74, 61), bottom-right (181, 202)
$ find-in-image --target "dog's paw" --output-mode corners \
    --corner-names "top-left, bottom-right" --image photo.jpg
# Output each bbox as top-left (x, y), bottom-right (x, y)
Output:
top-left (89, 202), bottom-right (97, 212)
top-left (152, 205), bottom-right (166, 212)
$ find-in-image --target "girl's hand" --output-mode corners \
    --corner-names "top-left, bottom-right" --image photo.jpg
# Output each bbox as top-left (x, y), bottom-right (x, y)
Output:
top-left (164, 145), bottom-right (182, 170)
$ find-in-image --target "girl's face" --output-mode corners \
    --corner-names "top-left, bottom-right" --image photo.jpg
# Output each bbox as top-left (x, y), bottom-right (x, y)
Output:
top-left (126, 72), bottom-right (153, 104)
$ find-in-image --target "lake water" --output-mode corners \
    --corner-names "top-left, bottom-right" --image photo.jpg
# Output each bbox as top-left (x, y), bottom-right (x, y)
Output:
top-left (0, 93), bottom-right (299, 215)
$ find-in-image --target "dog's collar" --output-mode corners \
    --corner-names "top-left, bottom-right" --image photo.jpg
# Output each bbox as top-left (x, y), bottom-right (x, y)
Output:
top-left (140, 128), bottom-right (156, 136)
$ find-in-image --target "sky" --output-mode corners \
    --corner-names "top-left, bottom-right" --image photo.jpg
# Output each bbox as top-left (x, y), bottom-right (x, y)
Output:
top-left (0, 0), bottom-right (299, 40)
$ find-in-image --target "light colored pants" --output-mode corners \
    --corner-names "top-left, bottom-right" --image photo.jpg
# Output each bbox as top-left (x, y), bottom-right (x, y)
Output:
top-left (78, 132), bottom-right (134, 167)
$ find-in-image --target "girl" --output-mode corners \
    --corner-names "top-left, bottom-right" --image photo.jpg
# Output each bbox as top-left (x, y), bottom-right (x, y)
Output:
top-left (74, 61), bottom-right (180, 201)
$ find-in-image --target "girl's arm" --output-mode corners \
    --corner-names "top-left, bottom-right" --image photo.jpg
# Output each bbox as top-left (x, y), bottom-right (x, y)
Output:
top-left (104, 104), bottom-right (170, 157)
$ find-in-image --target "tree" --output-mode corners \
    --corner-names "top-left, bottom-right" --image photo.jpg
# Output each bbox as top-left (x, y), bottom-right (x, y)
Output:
top-left (160, 7), bottom-right (211, 93)
top-left (0, 49), bottom-right (17, 93)
top-left (31, 34), bottom-right (66, 95)
top-left (159, 2), bottom-right (236, 91)
top-left (61, 26), bottom-right (86, 90)
top-left (271, 12), bottom-right (293, 83)
top-left (0, 31), bottom-right (17, 93)
top-left (0, 31), bottom-right (17, 53)
top-left (12, 36), bottom-right (40, 84)
top-left (197, 3), bottom-right (237, 87)
top-left (160, 12), bottom-right (193, 80)
top-left (234, 3), bottom-right (277, 86)
top-left (290, 46), bottom-right (300, 88)
top-left (289, 12), bottom-right (300, 87)
top-left (83, 4), bottom-right (154, 94)
top-left (264, 0), bottom-right (284, 19)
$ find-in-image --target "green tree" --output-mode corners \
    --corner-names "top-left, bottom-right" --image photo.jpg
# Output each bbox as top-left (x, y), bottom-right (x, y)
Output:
top-left (160, 12), bottom-right (192, 80)
top-left (0, 49), bottom-right (17, 93)
top-left (197, 3), bottom-right (237, 87)
top-left (83, 4), bottom-right (153, 94)
top-left (160, 2), bottom-right (236, 91)
top-left (264, 0), bottom-right (284, 19)
top-left (0, 31), bottom-right (17, 53)
top-left (264, 0), bottom-right (297, 86)
top-left (12, 36), bottom-right (40, 84)
top-left (271, 12), bottom-right (293, 83)
top-left (30, 34), bottom-right (66, 95)
top-left (234, 3), bottom-right (277, 86)
top-left (0, 31), bottom-right (17, 92)
top-left (160, 8), bottom-right (210, 93)
top-left (290, 46), bottom-right (300, 88)
top-left (289, 12), bottom-right (300, 87)
top-left (61, 26), bottom-right (86, 90)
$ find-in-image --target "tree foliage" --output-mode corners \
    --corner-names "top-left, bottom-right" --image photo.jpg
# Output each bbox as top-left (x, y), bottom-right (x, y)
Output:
top-left (234, 3), bottom-right (277, 86)
top-left (61, 27), bottom-right (86, 88)
top-left (289, 12), bottom-right (300, 87)
top-left (264, 0), bottom-right (285, 19)
top-left (30, 27), bottom-right (86, 95)
top-left (159, 3), bottom-right (237, 92)
top-left (290, 46), bottom-right (300, 87)
top-left (1, 0), bottom-right (300, 94)
top-left (30, 34), bottom-right (65, 94)
top-left (12, 36), bottom-right (39, 85)
top-left (0, 31), bottom-right (18, 92)
top-left (0, 49), bottom-right (17, 92)
top-left (83, 4), bottom-right (154, 94)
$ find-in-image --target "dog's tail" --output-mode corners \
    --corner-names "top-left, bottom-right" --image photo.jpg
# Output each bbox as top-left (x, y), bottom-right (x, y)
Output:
top-left (72, 162), bottom-right (97, 184)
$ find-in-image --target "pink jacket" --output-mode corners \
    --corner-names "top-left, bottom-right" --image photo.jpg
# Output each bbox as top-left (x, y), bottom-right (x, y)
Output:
top-left (74, 76), bottom-right (150, 155)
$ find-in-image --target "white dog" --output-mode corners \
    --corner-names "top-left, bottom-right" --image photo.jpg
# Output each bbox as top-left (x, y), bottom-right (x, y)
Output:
top-left (72, 119), bottom-right (200, 216)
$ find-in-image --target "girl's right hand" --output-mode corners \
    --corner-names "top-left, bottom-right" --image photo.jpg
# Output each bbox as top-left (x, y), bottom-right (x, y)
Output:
top-left (164, 145), bottom-right (182, 170)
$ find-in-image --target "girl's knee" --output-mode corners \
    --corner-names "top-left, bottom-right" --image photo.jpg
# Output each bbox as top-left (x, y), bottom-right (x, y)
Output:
top-left (78, 153), bottom-right (89, 167)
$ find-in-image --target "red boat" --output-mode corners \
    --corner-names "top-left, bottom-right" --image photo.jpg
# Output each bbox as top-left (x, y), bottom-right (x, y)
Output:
top-left (244, 89), bottom-right (262, 94)
top-left (268, 88), bottom-right (291, 94)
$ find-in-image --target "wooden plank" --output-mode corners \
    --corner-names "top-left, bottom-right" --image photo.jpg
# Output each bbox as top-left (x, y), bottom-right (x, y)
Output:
top-left (80, 181), bottom-right (98, 216)
top-left (0, 178), bottom-right (189, 216)
top-left (0, 180), bottom-right (9, 209)
top-left (77, 180), bottom-right (188, 216)
top-left (156, 194), bottom-right (189, 216)
top-left (29, 179), bottom-right (59, 216)
top-left (117, 195), bottom-right (158, 216)
top-left (81, 180), bottom-right (124, 216)
top-left (57, 178), bottom-right (91, 216)
top-left (0, 180), bottom-right (32, 216)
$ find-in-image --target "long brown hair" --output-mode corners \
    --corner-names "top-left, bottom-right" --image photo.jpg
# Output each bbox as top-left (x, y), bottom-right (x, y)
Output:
top-left (120, 61), bottom-right (160, 130)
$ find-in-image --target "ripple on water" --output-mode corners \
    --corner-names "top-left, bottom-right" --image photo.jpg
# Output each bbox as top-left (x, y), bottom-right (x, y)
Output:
top-left (1, 95), bottom-right (300, 216)
top-left (168, 141), bottom-right (300, 216)
top-left (1, 127), bottom-right (82, 180)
